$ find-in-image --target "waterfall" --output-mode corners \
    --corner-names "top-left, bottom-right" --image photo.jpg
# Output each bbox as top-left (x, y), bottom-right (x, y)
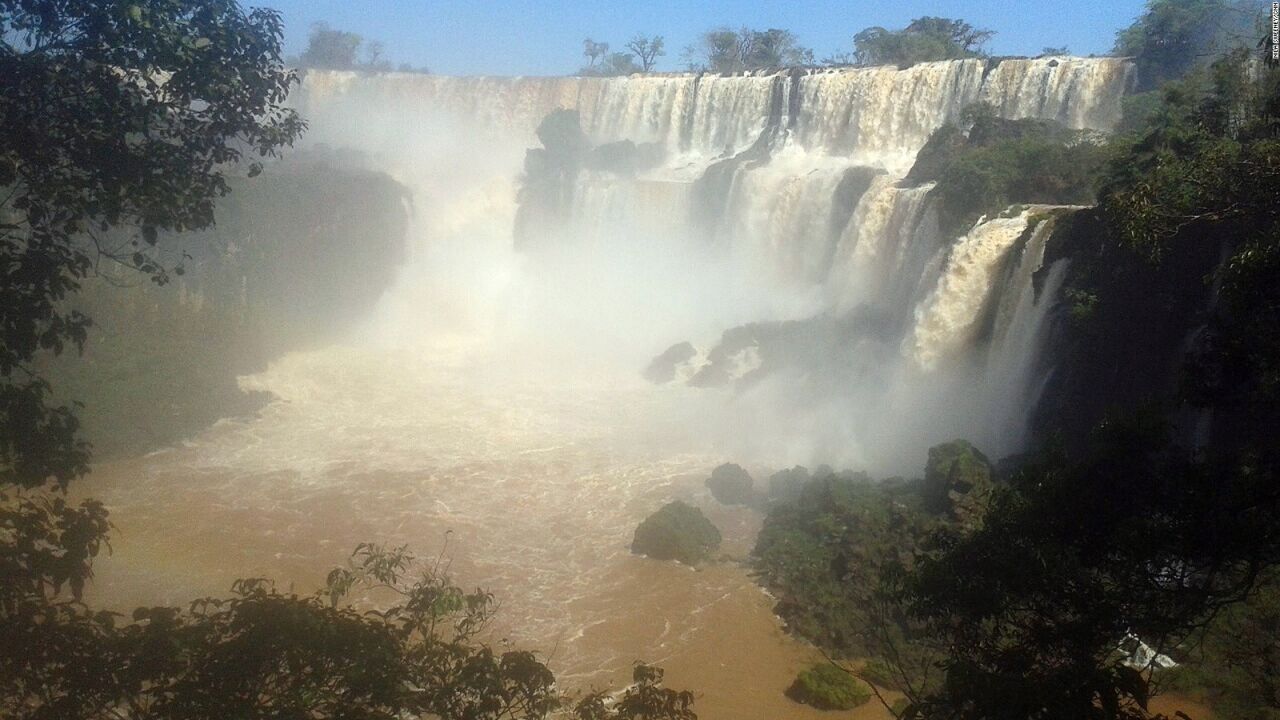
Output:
top-left (906, 209), bottom-right (1040, 372)
top-left (293, 55), bottom-right (1131, 162)
top-left (979, 56), bottom-right (1135, 131)
top-left (290, 55), bottom-right (1131, 470)
top-left (717, 151), bottom-right (859, 284)
top-left (827, 176), bottom-right (938, 314)
top-left (587, 74), bottom-right (782, 154)
top-left (792, 60), bottom-right (986, 169)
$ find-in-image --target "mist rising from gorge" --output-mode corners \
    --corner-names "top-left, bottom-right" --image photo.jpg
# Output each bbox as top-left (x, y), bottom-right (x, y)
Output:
top-left (283, 59), bottom-right (1131, 474)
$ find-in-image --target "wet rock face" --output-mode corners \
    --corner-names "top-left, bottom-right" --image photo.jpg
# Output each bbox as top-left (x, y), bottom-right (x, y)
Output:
top-left (642, 341), bottom-right (697, 384)
top-left (514, 109), bottom-right (589, 250)
top-left (706, 463), bottom-right (755, 506)
top-left (630, 500), bottom-right (722, 565)
top-left (649, 307), bottom-right (894, 393)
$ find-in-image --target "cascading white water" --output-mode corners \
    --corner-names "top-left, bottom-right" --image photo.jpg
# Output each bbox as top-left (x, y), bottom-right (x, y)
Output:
top-left (826, 176), bottom-right (938, 313)
top-left (716, 151), bottom-right (855, 284)
top-left (791, 60), bottom-right (987, 169)
top-left (980, 56), bottom-right (1135, 131)
top-left (979, 210), bottom-right (1080, 456)
top-left (907, 209), bottom-right (1042, 372)
top-left (588, 73), bottom-right (781, 154)
top-left (82, 58), bottom-right (1136, 720)
top-left (289, 55), bottom-right (1132, 471)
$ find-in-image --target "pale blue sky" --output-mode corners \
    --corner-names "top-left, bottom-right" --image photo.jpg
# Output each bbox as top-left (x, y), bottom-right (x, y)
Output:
top-left (260, 0), bottom-right (1149, 76)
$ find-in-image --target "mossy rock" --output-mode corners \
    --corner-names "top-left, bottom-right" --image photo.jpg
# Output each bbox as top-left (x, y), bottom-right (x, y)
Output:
top-left (923, 439), bottom-right (993, 524)
top-left (631, 501), bottom-right (722, 565)
top-left (706, 463), bottom-right (755, 506)
top-left (767, 465), bottom-right (812, 503)
top-left (786, 663), bottom-right (872, 710)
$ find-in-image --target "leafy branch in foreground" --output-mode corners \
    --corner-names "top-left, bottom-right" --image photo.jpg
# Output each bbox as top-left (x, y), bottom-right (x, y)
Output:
top-left (1, 0), bottom-right (305, 489)
top-left (1, 536), bottom-right (696, 720)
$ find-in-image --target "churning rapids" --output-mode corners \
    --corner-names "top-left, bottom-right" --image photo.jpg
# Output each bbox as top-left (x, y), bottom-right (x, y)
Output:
top-left (83, 58), bottom-right (1133, 719)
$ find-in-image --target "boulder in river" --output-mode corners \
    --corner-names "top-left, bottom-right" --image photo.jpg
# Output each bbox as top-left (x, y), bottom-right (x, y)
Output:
top-left (706, 463), bottom-right (755, 505)
top-left (631, 500), bottom-right (722, 565)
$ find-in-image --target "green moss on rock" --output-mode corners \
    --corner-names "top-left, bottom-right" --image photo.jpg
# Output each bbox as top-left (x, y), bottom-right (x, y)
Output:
top-left (631, 501), bottom-right (722, 565)
top-left (786, 663), bottom-right (872, 710)
top-left (923, 439), bottom-right (993, 523)
top-left (767, 465), bottom-right (812, 503)
top-left (706, 463), bottom-right (755, 505)
top-left (905, 113), bottom-right (1106, 238)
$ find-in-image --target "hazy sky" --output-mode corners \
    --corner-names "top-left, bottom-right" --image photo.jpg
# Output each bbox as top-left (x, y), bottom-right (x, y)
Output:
top-left (260, 0), bottom-right (1149, 76)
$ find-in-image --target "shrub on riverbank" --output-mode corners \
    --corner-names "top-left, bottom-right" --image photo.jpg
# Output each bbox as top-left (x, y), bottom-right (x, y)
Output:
top-left (786, 663), bottom-right (872, 710)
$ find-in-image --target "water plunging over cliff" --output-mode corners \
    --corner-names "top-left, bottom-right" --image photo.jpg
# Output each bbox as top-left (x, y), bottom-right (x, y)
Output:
top-left (82, 57), bottom-right (1135, 720)
top-left (290, 55), bottom-right (1131, 469)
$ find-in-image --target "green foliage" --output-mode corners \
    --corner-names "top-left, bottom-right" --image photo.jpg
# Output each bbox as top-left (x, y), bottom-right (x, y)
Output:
top-left (297, 21), bottom-right (363, 69)
top-left (921, 439), bottom-right (993, 523)
top-left (1101, 50), bottom-right (1280, 259)
top-left (909, 114), bottom-right (1107, 237)
top-left (1113, 0), bottom-right (1263, 91)
top-left (899, 412), bottom-right (1280, 720)
top-left (1116, 90), bottom-right (1167, 134)
top-left (856, 658), bottom-right (906, 692)
top-left (1064, 288), bottom-right (1100, 323)
top-left (786, 663), bottom-right (872, 710)
top-left (295, 22), bottom-right (406, 72)
top-left (744, 28), bottom-right (814, 68)
top-left (853, 16), bottom-right (993, 68)
top-left (705, 463), bottom-right (754, 505)
top-left (579, 52), bottom-right (639, 77)
top-left (767, 465), bottom-right (812, 503)
top-left (681, 27), bottom-right (813, 72)
top-left (42, 160), bottom-right (409, 458)
top-left (0, 536), bottom-right (697, 720)
top-left (1093, 49), bottom-right (1280, 452)
top-left (631, 500), bottom-right (722, 565)
top-left (576, 664), bottom-right (697, 720)
top-left (1150, 577), bottom-right (1280, 720)
top-left (577, 34), bottom-right (660, 76)
top-left (752, 466), bottom-right (934, 667)
top-left (0, 0), bottom-right (304, 489)
top-left (1178, 577), bottom-right (1280, 719)
top-left (899, 77), bottom-right (1280, 702)
top-left (0, 485), bottom-right (111, 606)
top-left (0, 7), bottom-right (701, 719)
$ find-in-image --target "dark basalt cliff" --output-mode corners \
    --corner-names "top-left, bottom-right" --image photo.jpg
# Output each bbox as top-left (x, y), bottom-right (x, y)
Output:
top-left (1028, 208), bottom-right (1225, 453)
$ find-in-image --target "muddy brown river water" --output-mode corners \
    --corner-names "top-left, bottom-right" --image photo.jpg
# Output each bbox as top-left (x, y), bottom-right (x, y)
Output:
top-left (78, 342), bottom-right (897, 719)
top-left (76, 341), bottom-right (1213, 720)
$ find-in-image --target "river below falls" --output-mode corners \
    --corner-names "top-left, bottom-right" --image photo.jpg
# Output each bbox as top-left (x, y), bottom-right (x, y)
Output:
top-left (77, 341), bottom-right (898, 719)
top-left (74, 340), bottom-right (1214, 720)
